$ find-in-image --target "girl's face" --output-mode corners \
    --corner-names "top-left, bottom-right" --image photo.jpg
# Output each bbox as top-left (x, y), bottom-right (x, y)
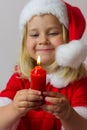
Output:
top-left (26, 14), bottom-right (64, 65)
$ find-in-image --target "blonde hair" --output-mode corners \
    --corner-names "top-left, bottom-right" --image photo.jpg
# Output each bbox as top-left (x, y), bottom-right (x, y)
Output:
top-left (17, 24), bottom-right (37, 78)
top-left (16, 23), bottom-right (87, 83)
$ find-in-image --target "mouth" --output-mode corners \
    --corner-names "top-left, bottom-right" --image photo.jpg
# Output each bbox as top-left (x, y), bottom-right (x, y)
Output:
top-left (36, 48), bottom-right (55, 52)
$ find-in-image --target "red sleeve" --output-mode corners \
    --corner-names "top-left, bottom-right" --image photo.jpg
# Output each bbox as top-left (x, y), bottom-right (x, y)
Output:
top-left (71, 77), bottom-right (87, 107)
top-left (0, 73), bottom-right (30, 100)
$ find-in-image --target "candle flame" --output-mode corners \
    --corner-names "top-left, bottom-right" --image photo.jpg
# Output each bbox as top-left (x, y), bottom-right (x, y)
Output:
top-left (37, 55), bottom-right (41, 65)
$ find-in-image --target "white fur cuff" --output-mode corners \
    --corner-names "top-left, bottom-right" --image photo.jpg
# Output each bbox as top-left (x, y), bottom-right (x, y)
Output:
top-left (74, 106), bottom-right (87, 119)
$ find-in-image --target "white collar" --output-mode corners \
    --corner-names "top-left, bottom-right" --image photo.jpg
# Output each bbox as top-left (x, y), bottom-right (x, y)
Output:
top-left (46, 72), bottom-right (70, 88)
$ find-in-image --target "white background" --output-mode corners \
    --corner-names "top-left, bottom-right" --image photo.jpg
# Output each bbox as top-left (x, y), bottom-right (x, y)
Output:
top-left (0, 0), bottom-right (87, 90)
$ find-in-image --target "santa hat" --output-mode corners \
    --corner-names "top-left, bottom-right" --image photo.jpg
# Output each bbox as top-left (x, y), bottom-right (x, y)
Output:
top-left (19, 0), bottom-right (87, 69)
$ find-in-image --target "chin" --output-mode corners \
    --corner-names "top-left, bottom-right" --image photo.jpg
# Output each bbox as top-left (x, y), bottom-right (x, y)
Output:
top-left (41, 60), bottom-right (54, 66)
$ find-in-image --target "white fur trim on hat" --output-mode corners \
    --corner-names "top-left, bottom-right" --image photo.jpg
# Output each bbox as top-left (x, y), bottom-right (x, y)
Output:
top-left (56, 40), bottom-right (87, 69)
top-left (19, 0), bottom-right (68, 34)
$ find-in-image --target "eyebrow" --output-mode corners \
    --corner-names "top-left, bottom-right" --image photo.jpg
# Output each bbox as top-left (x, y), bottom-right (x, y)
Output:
top-left (28, 28), bottom-right (38, 31)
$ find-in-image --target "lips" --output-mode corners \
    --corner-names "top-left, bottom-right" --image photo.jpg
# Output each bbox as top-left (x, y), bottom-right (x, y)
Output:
top-left (36, 48), bottom-right (55, 51)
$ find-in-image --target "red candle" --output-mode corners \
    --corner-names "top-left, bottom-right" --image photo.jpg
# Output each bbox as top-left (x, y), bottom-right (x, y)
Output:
top-left (30, 56), bottom-right (46, 91)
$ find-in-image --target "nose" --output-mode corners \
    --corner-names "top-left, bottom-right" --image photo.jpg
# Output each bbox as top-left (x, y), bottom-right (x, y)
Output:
top-left (38, 34), bottom-right (49, 45)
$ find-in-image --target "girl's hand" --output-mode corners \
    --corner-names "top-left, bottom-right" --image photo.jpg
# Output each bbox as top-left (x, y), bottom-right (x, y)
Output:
top-left (12, 88), bottom-right (43, 116)
top-left (41, 91), bottom-right (71, 120)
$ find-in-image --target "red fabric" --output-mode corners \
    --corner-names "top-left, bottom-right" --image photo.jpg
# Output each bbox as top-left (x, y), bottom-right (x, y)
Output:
top-left (65, 2), bottom-right (86, 41)
top-left (1, 73), bottom-right (87, 130)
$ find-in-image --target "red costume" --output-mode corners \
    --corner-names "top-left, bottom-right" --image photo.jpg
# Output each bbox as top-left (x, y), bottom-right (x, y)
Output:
top-left (0, 0), bottom-right (87, 129)
top-left (0, 72), bottom-right (87, 130)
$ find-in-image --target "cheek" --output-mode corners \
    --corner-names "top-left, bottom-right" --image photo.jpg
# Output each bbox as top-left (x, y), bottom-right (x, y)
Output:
top-left (51, 36), bottom-right (64, 47)
top-left (26, 39), bottom-right (35, 51)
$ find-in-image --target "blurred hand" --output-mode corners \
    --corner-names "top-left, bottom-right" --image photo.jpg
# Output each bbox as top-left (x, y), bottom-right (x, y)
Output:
top-left (12, 88), bottom-right (43, 116)
top-left (41, 91), bottom-right (71, 120)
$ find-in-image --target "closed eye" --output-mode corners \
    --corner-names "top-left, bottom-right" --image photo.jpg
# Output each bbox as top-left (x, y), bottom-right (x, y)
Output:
top-left (48, 32), bottom-right (59, 36)
top-left (30, 34), bottom-right (39, 37)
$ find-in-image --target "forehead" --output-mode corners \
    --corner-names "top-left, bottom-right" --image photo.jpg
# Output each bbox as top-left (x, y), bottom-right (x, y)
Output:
top-left (27, 14), bottom-right (61, 28)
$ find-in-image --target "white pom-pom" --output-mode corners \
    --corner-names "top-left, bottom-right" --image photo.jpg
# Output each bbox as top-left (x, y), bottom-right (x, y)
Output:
top-left (56, 40), bottom-right (87, 68)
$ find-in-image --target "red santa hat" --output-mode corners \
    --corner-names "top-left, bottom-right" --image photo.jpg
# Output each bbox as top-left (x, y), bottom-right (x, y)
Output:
top-left (19, 0), bottom-right (87, 69)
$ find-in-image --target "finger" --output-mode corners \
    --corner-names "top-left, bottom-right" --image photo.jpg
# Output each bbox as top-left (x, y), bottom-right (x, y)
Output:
top-left (41, 104), bottom-right (60, 114)
top-left (45, 96), bottom-right (66, 105)
top-left (41, 102), bottom-right (67, 116)
top-left (15, 89), bottom-right (42, 102)
top-left (18, 100), bottom-right (42, 108)
top-left (27, 94), bottom-right (43, 102)
top-left (16, 89), bottom-right (41, 98)
top-left (28, 88), bottom-right (41, 95)
top-left (17, 93), bottom-right (43, 103)
top-left (43, 91), bottom-right (63, 98)
top-left (41, 104), bottom-right (53, 113)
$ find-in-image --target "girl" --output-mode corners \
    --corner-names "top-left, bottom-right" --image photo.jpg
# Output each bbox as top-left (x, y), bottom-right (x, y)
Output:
top-left (0, 0), bottom-right (87, 130)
